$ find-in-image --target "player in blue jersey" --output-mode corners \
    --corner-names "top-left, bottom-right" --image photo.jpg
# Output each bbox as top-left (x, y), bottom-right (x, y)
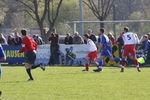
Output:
top-left (0, 44), bottom-right (6, 79)
top-left (93, 28), bottom-right (123, 72)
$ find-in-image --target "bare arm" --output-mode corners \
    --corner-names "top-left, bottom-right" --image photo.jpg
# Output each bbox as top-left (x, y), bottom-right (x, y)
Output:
top-left (0, 56), bottom-right (6, 61)
top-left (97, 43), bottom-right (103, 54)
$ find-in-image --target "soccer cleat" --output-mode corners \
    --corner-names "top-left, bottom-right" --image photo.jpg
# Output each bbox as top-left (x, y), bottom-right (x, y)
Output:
top-left (40, 63), bottom-right (45, 71)
top-left (120, 68), bottom-right (124, 72)
top-left (27, 79), bottom-right (34, 81)
top-left (93, 68), bottom-right (102, 72)
top-left (137, 67), bottom-right (141, 72)
top-left (82, 69), bottom-right (89, 71)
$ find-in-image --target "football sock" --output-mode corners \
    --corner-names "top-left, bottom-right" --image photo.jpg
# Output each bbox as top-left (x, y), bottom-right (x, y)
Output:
top-left (85, 64), bottom-right (89, 70)
top-left (114, 58), bottom-right (125, 62)
top-left (98, 60), bottom-right (103, 68)
top-left (134, 59), bottom-right (139, 67)
top-left (31, 64), bottom-right (41, 69)
top-left (26, 69), bottom-right (33, 80)
top-left (121, 61), bottom-right (126, 66)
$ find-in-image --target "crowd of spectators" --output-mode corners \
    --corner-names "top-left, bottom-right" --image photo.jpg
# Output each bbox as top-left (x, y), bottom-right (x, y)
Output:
top-left (0, 28), bottom-right (150, 65)
top-left (0, 31), bottom-right (44, 46)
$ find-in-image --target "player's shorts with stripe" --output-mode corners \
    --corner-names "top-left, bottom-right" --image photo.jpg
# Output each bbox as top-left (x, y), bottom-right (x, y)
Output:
top-left (123, 44), bottom-right (136, 57)
top-left (100, 48), bottom-right (113, 57)
top-left (25, 50), bottom-right (36, 64)
top-left (87, 51), bottom-right (98, 61)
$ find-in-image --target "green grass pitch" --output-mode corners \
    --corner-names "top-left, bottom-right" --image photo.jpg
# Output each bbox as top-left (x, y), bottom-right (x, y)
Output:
top-left (0, 66), bottom-right (150, 100)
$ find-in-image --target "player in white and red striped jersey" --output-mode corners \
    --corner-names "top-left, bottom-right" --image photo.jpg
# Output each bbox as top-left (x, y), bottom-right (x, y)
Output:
top-left (82, 34), bottom-right (99, 71)
top-left (121, 27), bottom-right (141, 72)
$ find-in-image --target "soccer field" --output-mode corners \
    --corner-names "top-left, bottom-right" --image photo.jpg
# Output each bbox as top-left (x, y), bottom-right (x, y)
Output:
top-left (0, 66), bottom-right (150, 100)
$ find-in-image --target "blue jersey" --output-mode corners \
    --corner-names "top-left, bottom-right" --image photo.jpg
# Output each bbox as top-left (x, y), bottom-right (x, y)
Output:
top-left (100, 34), bottom-right (112, 50)
top-left (0, 44), bottom-right (5, 78)
top-left (0, 44), bottom-right (5, 58)
top-left (100, 34), bottom-right (113, 57)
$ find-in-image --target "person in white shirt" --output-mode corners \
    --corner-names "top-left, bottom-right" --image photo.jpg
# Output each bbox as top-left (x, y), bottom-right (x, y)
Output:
top-left (121, 27), bottom-right (141, 72)
top-left (82, 34), bottom-right (99, 71)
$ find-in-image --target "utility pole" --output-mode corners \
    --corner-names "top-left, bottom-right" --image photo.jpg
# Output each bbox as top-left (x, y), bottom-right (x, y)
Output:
top-left (113, 4), bottom-right (116, 38)
top-left (79, 0), bottom-right (84, 36)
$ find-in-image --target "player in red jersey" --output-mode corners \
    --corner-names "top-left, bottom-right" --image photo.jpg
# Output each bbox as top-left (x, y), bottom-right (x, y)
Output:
top-left (121, 27), bottom-right (141, 72)
top-left (82, 34), bottom-right (99, 71)
top-left (17, 29), bottom-right (45, 81)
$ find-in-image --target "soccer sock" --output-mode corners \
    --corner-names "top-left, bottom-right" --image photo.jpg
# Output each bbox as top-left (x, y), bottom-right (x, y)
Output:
top-left (98, 60), bottom-right (103, 68)
top-left (31, 64), bottom-right (41, 69)
top-left (114, 58), bottom-right (125, 62)
top-left (85, 64), bottom-right (89, 70)
top-left (121, 61), bottom-right (126, 66)
top-left (134, 59), bottom-right (139, 67)
top-left (26, 69), bottom-right (33, 80)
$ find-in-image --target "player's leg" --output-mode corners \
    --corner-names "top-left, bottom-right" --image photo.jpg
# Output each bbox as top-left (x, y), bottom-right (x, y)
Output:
top-left (25, 63), bottom-right (34, 81)
top-left (93, 56), bottom-right (104, 72)
top-left (29, 50), bottom-right (45, 71)
top-left (130, 56), bottom-right (141, 72)
top-left (82, 56), bottom-right (90, 71)
top-left (130, 46), bottom-right (141, 72)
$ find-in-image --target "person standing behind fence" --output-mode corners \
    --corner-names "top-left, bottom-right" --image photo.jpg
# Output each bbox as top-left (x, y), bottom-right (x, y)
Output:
top-left (142, 35), bottom-right (150, 65)
top-left (48, 28), bottom-right (60, 65)
top-left (64, 33), bottom-right (73, 44)
top-left (87, 29), bottom-right (97, 43)
top-left (14, 32), bottom-right (22, 45)
top-left (73, 32), bottom-right (84, 44)
top-left (116, 33), bottom-right (124, 58)
top-left (0, 33), bottom-right (7, 45)
top-left (17, 29), bottom-right (45, 81)
top-left (0, 44), bottom-right (6, 79)
top-left (7, 35), bottom-right (15, 45)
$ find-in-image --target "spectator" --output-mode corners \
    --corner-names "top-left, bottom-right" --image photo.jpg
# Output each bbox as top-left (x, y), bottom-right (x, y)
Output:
top-left (7, 35), bottom-right (15, 45)
top-left (73, 31), bottom-right (84, 44)
top-left (116, 32), bottom-right (124, 57)
top-left (147, 33), bottom-right (150, 40)
top-left (14, 32), bottom-right (22, 45)
top-left (48, 28), bottom-right (60, 65)
top-left (108, 32), bottom-right (116, 45)
top-left (87, 29), bottom-right (97, 43)
top-left (141, 35), bottom-right (150, 64)
top-left (64, 33), bottom-right (73, 44)
top-left (33, 35), bottom-right (44, 45)
top-left (0, 33), bottom-right (7, 45)
top-left (140, 35), bottom-right (148, 50)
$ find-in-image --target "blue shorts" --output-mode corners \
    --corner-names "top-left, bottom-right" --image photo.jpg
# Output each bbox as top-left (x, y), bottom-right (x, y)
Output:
top-left (100, 49), bottom-right (113, 57)
top-left (25, 50), bottom-right (36, 64)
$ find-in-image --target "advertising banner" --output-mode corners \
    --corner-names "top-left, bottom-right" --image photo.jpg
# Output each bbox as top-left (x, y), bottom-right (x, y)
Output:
top-left (1, 45), bottom-right (24, 63)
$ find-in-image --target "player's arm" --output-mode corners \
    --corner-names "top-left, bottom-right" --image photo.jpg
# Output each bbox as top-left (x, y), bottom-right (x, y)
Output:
top-left (0, 46), bottom-right (6, 61)
top-left (97, 43), bottom-right (103, 54)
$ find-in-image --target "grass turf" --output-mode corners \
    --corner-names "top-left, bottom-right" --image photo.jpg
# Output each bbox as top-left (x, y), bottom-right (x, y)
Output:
top-left (0, 66), bottom-right (150, 100)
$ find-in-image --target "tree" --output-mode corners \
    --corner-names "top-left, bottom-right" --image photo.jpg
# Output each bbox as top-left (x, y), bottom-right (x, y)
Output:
top-left (16, 0), bottom-right (63, 42)
top-left (0, 0), bottom-right (8, 28)
top-left (83, 0), bottom-right (115, 28)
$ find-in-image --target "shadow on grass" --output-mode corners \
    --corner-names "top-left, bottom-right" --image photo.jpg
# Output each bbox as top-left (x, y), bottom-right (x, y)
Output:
top-left (0, 80), bottom-right (28, 84)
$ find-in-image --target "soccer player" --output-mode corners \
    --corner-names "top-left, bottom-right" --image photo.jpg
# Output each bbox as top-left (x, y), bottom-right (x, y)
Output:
top-left (0, 44), bottom-right (6, 79)
top-left (17, 29), bottom-right (45, 81)
top-left (93, 28), bottom-right (122, 72)
top-left (82, 34), bottom-right (99, 71)
top-left (120, 27), bottom-right (141, 72)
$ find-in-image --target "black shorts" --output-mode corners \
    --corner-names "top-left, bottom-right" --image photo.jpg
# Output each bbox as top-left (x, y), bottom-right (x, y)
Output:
top-left (25, 50), bottom-right (36, 64)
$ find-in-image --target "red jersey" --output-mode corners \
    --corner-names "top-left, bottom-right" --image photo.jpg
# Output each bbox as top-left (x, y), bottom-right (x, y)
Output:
top-left (19, 36), bottom-right (37, 53)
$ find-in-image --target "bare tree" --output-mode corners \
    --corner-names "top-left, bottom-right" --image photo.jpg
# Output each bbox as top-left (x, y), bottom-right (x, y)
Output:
top-left (47, 0), bottom-right (63, 34)
top-left (16, 0), bottom-right (63, 42)
top-left (83, 0), bottom-right (115, 28)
